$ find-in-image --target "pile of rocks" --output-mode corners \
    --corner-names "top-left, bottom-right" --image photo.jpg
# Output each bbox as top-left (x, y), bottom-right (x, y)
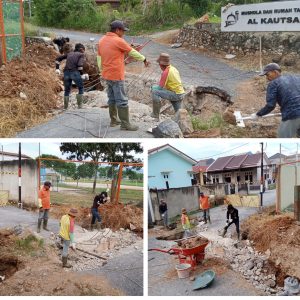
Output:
top-left (224, 241), bottom-right (282, 295)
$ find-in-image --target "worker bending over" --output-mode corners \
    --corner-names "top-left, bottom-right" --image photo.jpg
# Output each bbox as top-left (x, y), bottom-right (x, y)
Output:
top-left (252, 63), bottom-right (300, 138)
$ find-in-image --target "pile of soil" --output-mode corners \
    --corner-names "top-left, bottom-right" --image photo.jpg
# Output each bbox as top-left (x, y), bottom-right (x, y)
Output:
top-left (50, 203), bottom-right (143, 233)
top-left (0, 43), bottom-right (62, 137)
top-left (241, 212), bottom-right (300, 282)
top-left (177, 236), bottom-right (208, 249)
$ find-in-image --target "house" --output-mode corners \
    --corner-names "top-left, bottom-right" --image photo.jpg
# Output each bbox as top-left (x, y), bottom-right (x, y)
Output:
top-left (206, 152), bottom-right (272, 185)
top-left (95, 0), bottom-right (120, 8)
top-left (0, 151), bottom-right (32, 161)
top-left (148, 144), bottom-right (197, 189)
top-left (192, 158), bottom-right (214, 185)
top-left (269, 153), bottom-right (287, 180)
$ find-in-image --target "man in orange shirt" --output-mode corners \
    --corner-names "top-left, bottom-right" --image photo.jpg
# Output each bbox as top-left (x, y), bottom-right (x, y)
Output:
top-left (98, 20), bottom-right (149, 131)
top-left (37, 181), bottom-right (51, 233)
top-left (199, 192), bottom-right (211, 224)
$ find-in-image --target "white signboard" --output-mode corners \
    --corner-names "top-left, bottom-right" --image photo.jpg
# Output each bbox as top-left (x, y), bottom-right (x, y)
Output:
top-left (221, 0), bottom-right (300, 32)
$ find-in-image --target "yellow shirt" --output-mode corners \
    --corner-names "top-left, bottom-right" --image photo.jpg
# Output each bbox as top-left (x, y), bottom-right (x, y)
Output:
top-left (165, 65), bottom-right (185, 94)
top-left (59, 214), bottom-right (73, 241)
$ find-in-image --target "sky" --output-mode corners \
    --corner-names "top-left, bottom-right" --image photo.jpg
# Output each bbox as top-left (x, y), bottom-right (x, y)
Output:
top-left (147, 139), bottom-right (300, 161)
top-left (0, 142), bottom-right (144, 161)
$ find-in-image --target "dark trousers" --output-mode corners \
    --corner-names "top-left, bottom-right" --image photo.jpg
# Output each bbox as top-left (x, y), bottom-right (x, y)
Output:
top-left (64, 70), bottom-right (84, 96)
top-left (91, 208), bottom-right (101, 225)
top-left (224, 219), bottom-right (240, 236)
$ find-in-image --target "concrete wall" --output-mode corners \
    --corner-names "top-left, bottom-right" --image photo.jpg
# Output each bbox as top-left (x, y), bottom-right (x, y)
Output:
top-left (149, 186), bottom-right (200, 221)
top-left (148, 149), bottom-right (194, 189)
top-left (0, 159), bottom-right (38, 205)
top-left (279, 164), bottom-right (300, 211)
top-left (176, 23), bottom-right (300, 69)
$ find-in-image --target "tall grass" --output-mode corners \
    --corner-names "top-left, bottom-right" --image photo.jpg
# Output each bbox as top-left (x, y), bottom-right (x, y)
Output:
top-left (191, 113), bottom-right (224, 131)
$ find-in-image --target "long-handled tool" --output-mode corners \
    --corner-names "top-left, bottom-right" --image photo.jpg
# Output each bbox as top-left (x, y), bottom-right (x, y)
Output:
top-left (233, 111), bottom-right (281, 127)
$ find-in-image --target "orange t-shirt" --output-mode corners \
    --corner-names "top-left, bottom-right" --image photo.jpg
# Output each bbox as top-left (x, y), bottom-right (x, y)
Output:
top-left (98, 32), bottom-right (132, 81)
top-left (38, 187), bottom-right (50, 209)
top-left (200, 195), bottom-right (209, 210)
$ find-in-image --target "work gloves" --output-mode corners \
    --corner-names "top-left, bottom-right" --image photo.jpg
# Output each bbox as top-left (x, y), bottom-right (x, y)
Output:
top-left (81, 74), bottom-right (89, 81)
top-left (55, 69), bottom-right (61, 75)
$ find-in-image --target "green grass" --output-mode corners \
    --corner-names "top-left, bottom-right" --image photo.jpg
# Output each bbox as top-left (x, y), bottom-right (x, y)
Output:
top-left (63, 179), bottom-right (143, 187)
top-left (15, 234), bottom-right (44, 255)
top-left (50, 188), bottom-right (142, 207)
top-left (191, 113), bottom-right (225, 131)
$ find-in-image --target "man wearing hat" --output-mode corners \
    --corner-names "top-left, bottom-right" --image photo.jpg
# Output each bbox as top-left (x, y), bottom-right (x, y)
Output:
top-left (151, 53), bottom-right (185, 119)
top-left (59, 208), bottom-right (78, 268)
top-left (252, 63), bottom-right (300, 137)
top-left (97, 20), bottom-right (150, 131)
top-left (37, 181), bottom-right (52, 233)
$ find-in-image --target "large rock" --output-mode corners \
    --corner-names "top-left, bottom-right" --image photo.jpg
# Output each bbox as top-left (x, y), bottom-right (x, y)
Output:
top-left (173, 109), bottom-right (194, 134)
top-left (152, 119), bottom-right (183, 138)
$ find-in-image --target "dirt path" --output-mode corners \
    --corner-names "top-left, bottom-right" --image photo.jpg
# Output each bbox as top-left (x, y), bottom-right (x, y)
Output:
top-left (16, 27), bottom-right (252, 138)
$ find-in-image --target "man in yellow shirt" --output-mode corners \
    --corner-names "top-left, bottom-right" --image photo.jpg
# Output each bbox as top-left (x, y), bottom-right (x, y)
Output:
top-left (151, 53), bottom-right (185, 119)
top-left (59, 208), bottom-right (78, 268)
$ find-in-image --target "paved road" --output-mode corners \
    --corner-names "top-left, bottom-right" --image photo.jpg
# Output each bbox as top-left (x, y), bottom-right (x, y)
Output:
top-left (148, 190), bottom-right (276, 296)
top-left (17, 28), bottom-right (253, 138)
top-left (0, 206), bottom-right (143, 296)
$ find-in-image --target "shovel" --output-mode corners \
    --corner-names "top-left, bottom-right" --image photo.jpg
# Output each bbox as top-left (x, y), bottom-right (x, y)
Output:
top-left (233, 111), bottom-right (281, 127)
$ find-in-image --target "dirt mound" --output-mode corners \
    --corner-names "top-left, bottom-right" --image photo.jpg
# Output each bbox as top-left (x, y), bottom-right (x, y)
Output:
top-left (0, 43), bottom-right (62, 136)
top-left (50, 203), bottom-right (143, 232)
top-left (177, 236), bottom-right (208, 249)
top-left (242, 212), bottom-right (300, 281)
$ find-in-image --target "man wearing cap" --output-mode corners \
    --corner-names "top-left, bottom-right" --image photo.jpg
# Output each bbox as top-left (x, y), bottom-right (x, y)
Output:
top-left (252, 63), bottom-right (300, 138)
top-left (151, 53), bottom-right (185, 119)
top-left (37, 181), bottom-right (52, 233)
top-left (59, 208), bottom-right (78, 268)
top-left (97, 20), bottom-right (149, 131)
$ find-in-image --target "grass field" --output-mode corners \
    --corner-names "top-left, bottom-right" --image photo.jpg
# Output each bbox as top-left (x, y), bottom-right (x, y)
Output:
top-left (50, 188), bottom-right (143, 207)
top-left (63, 179), bottom-right (143, 187)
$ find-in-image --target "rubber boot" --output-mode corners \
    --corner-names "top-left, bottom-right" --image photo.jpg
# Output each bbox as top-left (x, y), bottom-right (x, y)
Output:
top-left (222, 228), bottom-right (227, 238)
top-left (204, 216), bottom-right (207, 224)
top-left (237, 232), bottom-right (240, 240)
top-left (90, 224), bottom-right (95, 231)
top-left (37, 219), bottom-right (42, 233)
top-left (43, 219), bottom-right (50, 231)
top-left (64, 96), bottom-right (69, 109)
top-left (151, 101), bottom-right (161, 120)
top-left (171, 100), bottom-right (182, 113)
top-left (208, 215), bottom-right (211, 224)
top-left (109, 105), bottom-right (121, 127)
top-left (76, 94), bottom-right (84, 109)
top-left (62, 256), bottom-right (72, 268)
top-left (117, 106), bottom-right (138, 131)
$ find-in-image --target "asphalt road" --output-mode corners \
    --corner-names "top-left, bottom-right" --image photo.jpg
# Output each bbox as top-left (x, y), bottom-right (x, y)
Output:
top-left (148, 190), bottom-right (276, 296)
top-left (17, 27), bottom-right (253, 138)
top-left (0, 206), bottom-right (143, 296)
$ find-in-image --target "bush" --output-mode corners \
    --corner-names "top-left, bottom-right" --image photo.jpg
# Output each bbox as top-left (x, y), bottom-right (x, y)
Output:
top-left (191, 113), bottom-right (224, 131)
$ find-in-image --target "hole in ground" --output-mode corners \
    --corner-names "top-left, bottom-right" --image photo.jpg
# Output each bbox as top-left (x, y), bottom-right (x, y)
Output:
top-left (0, 256), bottom-right (21, 279)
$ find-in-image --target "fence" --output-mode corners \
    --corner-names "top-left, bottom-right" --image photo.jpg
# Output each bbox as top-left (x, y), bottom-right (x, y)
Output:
top-left (37, 158), bottom-right (143, 207)
top-left (0, 0), bottom-right (24, 64)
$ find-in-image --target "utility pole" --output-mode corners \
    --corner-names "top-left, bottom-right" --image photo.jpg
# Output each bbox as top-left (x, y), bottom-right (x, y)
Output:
top-left (18, 143), bottom-right (22, 209)
top-left (260, 142), bottom-right (264, 208)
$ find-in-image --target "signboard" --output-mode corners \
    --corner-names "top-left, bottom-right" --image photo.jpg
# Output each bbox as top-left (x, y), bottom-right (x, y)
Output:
top-left (221, 0), bottom-right (300, 32)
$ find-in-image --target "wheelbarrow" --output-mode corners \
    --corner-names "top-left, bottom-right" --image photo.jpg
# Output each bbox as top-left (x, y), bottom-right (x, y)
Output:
top-left (149, 236), bottom-right (209, 268)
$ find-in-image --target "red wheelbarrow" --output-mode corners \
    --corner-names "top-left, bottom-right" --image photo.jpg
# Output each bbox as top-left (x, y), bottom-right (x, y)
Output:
top-left (149, 235), bottom-right (209, 269)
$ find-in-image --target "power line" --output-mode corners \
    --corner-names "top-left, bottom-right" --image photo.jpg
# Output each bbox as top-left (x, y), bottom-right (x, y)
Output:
top-left (195, 142), bottom-right (250, 161)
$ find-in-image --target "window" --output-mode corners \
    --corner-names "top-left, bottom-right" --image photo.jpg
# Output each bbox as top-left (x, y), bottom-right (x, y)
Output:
top-left (212, 174), bottom-right (219, 183)
top-left (163, 174), bottom-right (169, 179)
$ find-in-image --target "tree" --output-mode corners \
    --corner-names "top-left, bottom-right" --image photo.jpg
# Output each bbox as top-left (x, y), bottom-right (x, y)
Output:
top-left (181, 0), bottom-right (210, 17)
top-left (59, 143), bottom-right (143, 193)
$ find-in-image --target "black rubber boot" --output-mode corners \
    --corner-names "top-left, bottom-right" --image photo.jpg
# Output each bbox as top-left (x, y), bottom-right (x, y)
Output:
top-left (43, 219), bottom-right (50, 231)
top-left (37, 219), bottom-right (42, 233)
top-left (62, 256), bottom-right (72, 268)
